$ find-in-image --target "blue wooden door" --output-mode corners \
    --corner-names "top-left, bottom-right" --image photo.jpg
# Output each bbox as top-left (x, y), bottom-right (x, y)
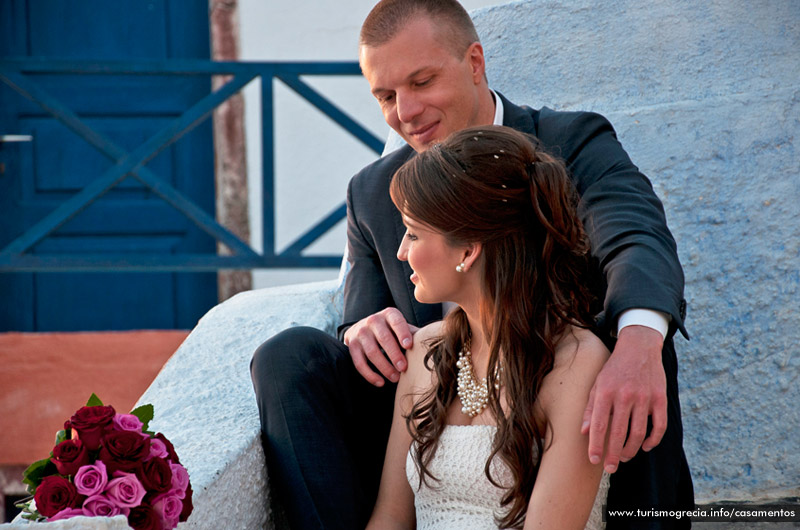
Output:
top-left (0, 0), bottom-right (217, 331)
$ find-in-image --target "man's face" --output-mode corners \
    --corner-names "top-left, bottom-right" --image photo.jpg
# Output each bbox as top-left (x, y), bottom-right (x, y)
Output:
top-left (360, 16), bottom-right (488, 152)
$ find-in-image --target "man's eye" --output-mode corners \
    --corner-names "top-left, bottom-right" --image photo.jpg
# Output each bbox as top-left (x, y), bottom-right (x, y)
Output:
top-left (415, 78), bottom-right (431, 87)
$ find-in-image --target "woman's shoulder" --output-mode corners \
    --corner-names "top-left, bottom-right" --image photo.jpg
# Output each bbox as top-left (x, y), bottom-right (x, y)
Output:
top-left (396, 321), bottom-right (443, 411)
top-left (405, 321), bottom-right (444, 369)
top-left (539, 327), bottom-right (609, 411)
top-left (553, 327), bottom-right (609, 371)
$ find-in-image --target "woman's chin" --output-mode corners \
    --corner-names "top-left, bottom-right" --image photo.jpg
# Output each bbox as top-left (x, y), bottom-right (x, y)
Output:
top-left (413, 287), bottom-right (432, 304)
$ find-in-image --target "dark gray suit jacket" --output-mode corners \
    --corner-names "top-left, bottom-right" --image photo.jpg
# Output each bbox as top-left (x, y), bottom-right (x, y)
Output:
top-left (340, 94), bottom-right (686, 341)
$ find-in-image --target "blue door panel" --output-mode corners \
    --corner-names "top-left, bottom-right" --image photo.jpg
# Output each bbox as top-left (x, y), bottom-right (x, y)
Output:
top-left (0, 0), bottom-right (217, 331)
top-left (20, 117), bottom-right (177, 194)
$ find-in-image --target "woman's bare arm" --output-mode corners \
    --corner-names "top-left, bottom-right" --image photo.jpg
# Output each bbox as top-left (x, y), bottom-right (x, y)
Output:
top-left (523, 328), bottom-right (610, 530)
top-left (366, 322), bottom-right (442, 530)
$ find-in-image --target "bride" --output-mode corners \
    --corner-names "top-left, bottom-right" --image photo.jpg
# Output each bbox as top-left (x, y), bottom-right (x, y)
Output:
top-left (366, 125), bottom-right (610, 529)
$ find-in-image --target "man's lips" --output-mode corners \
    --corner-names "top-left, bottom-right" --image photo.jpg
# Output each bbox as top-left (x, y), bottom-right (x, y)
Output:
top-left (408, 122), bottom-right (439, 144)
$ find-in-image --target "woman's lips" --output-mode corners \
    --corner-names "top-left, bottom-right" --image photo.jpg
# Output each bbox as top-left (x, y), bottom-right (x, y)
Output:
top-left (410, 272), bottom-right (418, 284)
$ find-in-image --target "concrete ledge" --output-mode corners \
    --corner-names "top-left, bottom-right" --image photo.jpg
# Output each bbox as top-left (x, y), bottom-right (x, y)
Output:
top-left (137, 279), bottom-right (343, 529)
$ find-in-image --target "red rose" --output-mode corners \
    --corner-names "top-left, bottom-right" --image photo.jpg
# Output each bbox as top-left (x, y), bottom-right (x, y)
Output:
top-left (50, 438), bottom-right (90, 476)
top-left (99, 430), bottom-right (151, 474)
top-left (67, 405), bottom-right (116, 451)
top-left (34, 475), bottom-right (82, 518)
top-left (179, 482), bottom-right (193, 522)
top-left (136, 457), bottom-right (173, 494)
top-left (153, 433), bottom-right (180, 464)
top-left (127, 504), bottom-right (161, 530)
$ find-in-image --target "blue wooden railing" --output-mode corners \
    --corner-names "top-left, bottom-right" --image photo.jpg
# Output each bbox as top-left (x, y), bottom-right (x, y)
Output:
top-left (0, 59), bottom-right (383, 271)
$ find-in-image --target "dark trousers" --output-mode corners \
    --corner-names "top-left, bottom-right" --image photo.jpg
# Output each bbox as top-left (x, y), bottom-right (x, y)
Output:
top-left (251, 327), bottom-right (693, 530)
top-left (250, 326), bottom-right (395, 530)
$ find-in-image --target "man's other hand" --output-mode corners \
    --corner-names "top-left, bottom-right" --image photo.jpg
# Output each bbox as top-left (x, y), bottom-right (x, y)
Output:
top-left (581, 325), bottom-right (667, 473)
top-left (344, 308), bottom-right (418, 387)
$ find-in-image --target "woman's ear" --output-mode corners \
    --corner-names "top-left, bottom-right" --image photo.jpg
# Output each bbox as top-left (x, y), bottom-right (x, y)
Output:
top-left (461, 242), bottom-right (483, 273)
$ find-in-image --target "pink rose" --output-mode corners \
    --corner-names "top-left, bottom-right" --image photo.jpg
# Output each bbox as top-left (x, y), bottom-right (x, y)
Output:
top-left (147, 437), bottom-right (169, 460)
top-left (74, 460), bottom-right (108, 497)
top-left (180, 483), bottom-right (193, 522)
top-left (153, 433), bottom-right (180, 464)
top-left (152, 492), bottom-right (183, 529)
top-left (112, 413), bottom-right (144, 433)
top-left (48, 507), bottom-right (86, 521)
top-left (169, 462), bottom-right (189, 498)
top-left (50, 439), bottom-right (89, 476)
top-left (105, 471), bottom-right (146, 508)
top-left (83, 494), bottom-right (128, 518)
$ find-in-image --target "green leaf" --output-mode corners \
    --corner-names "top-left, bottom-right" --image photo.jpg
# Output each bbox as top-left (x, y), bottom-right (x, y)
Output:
top-left (22, 458), bottom-right (55, 494)
top-left (130, 403), bottom-right (154, 432)
top-left (55, 429), bottom-right (68, 445)
top-left (86, 393), bottom-right (104, 407)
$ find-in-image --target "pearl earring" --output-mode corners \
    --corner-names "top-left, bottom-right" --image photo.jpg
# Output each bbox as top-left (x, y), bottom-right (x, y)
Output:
top-left (456, 262), bottom-right (466, 273)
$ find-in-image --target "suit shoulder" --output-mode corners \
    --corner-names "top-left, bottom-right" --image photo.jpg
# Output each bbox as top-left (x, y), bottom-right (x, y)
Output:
top-left (349, 144), bottom-right (415, 196)
top-left (537, 107), bottom-right (616, 144)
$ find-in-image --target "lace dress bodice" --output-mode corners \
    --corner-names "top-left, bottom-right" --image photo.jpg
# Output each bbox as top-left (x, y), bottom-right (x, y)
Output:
top-left (405, 425), bottom-right (609, 529)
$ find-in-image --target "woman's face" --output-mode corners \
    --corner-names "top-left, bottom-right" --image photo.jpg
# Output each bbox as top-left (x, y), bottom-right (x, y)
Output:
top-left (397, 215), bottom-right (466, 304)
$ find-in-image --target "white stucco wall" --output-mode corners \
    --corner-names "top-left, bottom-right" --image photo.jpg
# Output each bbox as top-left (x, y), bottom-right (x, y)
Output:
top-left (238, 0), bottom-right (500, 289)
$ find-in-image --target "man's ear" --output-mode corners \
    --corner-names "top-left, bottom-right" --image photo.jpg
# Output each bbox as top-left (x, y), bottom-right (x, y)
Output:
top-left (466, 42), bottom-right (486, 84)
top-left (461, 242), bottom-right (483, 272)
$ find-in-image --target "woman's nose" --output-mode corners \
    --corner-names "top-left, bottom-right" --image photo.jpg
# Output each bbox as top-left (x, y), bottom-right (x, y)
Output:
top-left (397, 237), bottom-right (409, 261)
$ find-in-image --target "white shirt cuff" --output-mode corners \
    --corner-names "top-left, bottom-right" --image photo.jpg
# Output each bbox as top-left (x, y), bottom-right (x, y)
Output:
top-left (616, 309), bottom-right (670, 341)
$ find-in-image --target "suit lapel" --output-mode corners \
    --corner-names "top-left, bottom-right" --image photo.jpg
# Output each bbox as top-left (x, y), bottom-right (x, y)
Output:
top-left (498, 92), bottom-right (537, 135)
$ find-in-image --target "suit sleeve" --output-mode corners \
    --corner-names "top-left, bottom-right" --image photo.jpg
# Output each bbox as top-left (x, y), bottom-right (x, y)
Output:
top-left (543, 110), bottom-right (687, 338)
top-left (338, 177), bottom-right (395, 340)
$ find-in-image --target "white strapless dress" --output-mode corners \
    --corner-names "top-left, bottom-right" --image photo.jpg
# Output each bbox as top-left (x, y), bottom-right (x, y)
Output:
top-left (406, 424), bottom-right (609, 529)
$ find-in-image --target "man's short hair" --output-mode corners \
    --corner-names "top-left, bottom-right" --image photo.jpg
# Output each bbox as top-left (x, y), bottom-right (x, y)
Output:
top-left (360, 0), bottom-right (480, 57)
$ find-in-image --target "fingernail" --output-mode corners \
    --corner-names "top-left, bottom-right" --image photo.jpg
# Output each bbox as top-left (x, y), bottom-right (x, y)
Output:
top-left (389, 373), bottom-right (399, 382)
top-left (402, 338), bottom-right (412, 348)
top-left (581, 421), bottom-right (589, 431)
top-left (605, 464), bottom-right (617, 473)
top-left (396, 360), bottom-right (406, 371)
top-left (590, 455), bottom-right (600, 465)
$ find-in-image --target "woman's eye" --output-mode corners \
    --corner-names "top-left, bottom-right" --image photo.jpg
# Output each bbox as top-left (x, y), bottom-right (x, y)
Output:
top-left (405, 232), bottom-right (418, 241)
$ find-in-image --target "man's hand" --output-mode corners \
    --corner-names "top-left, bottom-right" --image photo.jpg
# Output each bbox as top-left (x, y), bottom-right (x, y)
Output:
top-left (344, 308), bottom-right (418, 387)
top-left (581, 325), bottom-right (667, 473)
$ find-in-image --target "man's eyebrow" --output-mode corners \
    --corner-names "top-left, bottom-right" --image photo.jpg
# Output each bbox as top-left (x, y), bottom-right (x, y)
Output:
top-left (371, 66), bottom-right (437, 95)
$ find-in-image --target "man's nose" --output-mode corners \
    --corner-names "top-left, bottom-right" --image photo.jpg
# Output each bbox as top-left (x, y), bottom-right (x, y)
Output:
top-left (396, 92), bottom-right (424, 124)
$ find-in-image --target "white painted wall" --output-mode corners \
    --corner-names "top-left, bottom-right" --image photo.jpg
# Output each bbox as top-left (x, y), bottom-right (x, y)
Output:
top-left (238, 0), bottom-right (500, 289)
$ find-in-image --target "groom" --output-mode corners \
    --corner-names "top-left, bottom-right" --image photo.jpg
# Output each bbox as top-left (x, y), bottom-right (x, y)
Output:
top-left (251, 0), bottom-right (694, 528)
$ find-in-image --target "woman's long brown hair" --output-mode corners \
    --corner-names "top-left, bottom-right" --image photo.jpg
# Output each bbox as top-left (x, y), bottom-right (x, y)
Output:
top-left (390, 125), bottom-right (600, 528)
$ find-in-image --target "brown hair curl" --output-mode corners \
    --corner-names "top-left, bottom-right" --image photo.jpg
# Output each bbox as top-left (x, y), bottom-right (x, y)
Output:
top-left (390, 125), bottom-right (599, 528)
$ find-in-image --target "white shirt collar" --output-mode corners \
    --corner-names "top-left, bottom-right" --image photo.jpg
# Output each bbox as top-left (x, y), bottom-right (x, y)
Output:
top-left (491, 89), bottom-right (504, 126)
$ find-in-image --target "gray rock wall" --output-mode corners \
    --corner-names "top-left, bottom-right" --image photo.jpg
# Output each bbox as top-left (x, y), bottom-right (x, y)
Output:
top-left (473, 0), bottom-right (799, 501)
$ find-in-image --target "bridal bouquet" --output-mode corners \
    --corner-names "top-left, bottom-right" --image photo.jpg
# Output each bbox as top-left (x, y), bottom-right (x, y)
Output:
top-left (17, 394), bottom-right (193, 529)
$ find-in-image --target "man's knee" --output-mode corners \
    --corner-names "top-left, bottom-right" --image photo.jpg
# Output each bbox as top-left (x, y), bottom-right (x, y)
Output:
top-left (250, 326), bottom-right (343, 391)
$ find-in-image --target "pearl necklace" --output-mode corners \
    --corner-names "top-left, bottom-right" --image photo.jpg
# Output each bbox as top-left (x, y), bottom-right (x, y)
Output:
top-left (456, 347), bottom-right (503, 417)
